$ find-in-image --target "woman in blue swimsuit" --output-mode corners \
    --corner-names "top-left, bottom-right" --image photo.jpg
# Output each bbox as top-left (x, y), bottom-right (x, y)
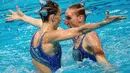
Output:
top-left (6, 1), bottom-right (126, 73)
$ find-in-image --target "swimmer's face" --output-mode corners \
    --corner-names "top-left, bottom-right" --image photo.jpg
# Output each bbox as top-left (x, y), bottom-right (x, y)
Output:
top-left (64, 8), bottom-right (80, 27)
top-left (53, 7), bottom-right (62, 28)
top-left (56, 8), bottom-right (62, 23)
top-left (57, 7), bottom-right (62, 21)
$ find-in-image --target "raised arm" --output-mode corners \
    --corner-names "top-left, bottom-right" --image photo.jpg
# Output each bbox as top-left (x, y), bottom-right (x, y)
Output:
top-left (81, 10), bottom-right (126, 33)
top-left (46, 11), bottom-right (126, 42)
top-left (6, 6), bottom-right (43, 27)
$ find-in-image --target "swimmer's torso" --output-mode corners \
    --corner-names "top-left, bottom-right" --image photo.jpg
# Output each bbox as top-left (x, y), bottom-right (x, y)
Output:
top-left (33, 30), bottom-right (60, 56)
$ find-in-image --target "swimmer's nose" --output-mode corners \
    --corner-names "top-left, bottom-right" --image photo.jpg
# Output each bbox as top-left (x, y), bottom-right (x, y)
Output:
top-left (64, 20), bottom-right (69, 25)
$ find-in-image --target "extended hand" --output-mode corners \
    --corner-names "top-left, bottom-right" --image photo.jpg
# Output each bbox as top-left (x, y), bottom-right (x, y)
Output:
top-left (104, 10), bottom-right (126, 22)
top-left (6, 6), bottom-right (24, 21)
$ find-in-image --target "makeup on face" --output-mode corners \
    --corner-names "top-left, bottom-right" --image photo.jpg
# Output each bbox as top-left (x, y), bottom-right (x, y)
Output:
top-left (65, 16), bottom-right (72, 20)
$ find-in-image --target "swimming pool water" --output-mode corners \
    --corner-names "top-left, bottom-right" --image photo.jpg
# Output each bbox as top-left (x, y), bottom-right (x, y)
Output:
top-left (0, 0), bottom-right (130, 73)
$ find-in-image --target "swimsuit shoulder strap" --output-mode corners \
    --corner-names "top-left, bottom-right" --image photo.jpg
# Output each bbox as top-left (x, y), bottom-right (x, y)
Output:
top-left (79, 34), bottom-right (87, 46)
top-left (39, 32), bottom-right (46, 47)
top-left (31, 32), bottom-right (38, 46)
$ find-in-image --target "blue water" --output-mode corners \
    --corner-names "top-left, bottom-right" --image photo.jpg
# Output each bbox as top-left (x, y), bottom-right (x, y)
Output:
top-left (0, 0), bottom-right (130, 73)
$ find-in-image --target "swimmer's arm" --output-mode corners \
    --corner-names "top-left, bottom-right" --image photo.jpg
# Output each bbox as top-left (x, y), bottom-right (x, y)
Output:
top-left (96, 55), bottom-right (116, 72)
top-left (21, 15), bottom-right (43, 27)
top-left (6, 6), bottom-right (43, 28)
top-left (93, 46), bottom-right (110, 68)
top-left (96, 54), bottom-right (116, 72)
top-left (45, 11), bottom-right (126, 42)
top-left (46, 18), bottom-right (117, 42)
top-left (83, 35), bottom-right (110, 67)
top-left (46, 24), bottom-right (102, 42)
top-left (84, 10), bottom-right (126, 32)
top-left (95, 52), bottom-right (110, 67)
top-left (46, 14), bottom-right (124, 42)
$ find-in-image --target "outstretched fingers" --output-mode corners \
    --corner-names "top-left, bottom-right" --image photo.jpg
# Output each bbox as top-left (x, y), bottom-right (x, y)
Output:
top-left (16, 5), bottom-right (24, 17)
top-left (119, 16), bottom-right (126, 19)
top-left (106, 10), bottom-right (110, 19)
top-left (112, 15), bottom-right (126, 20)
top-left (5, 17), bottom-right (14, 21)
top-left (8, 10), bottom-right (15, 14)
top-left (104, 10), bottom-right (126, 22)
top-left (6, 14), bottom-right (13, 21)
top-left (16, 5), bottom-right (20, 12)
top-left (6, 14), bottom-right (12, 17)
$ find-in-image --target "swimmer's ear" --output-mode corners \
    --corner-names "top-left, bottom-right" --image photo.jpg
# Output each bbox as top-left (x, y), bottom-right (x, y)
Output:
top-left (50, 14), bottom-right (55, 22)
top-left (78, 15), bottom-right (84, 23)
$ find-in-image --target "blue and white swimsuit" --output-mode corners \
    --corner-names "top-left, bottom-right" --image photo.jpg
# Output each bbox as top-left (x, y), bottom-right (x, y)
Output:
top-left (72, 35), bottom-right (97, 62)
top-left (30, 32), bottom-right (62, 72)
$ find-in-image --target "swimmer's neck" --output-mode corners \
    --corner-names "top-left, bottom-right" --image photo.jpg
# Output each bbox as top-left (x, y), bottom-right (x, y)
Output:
top-left (41, 22), bottom-right (57, 32)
